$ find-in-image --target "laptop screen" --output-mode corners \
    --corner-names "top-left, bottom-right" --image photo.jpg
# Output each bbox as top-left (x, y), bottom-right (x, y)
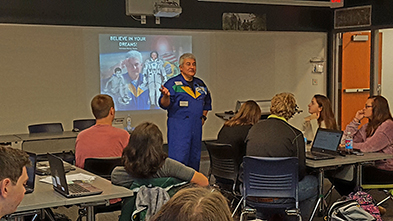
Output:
top-left (25, 152), bottom-right (37, 193)
top-left (312, 128), bottom-right (343, 152)
top-left (48, 153), bottom-right (70, 195)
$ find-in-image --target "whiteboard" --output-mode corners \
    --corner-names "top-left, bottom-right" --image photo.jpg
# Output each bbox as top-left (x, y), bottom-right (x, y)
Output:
top-left (0, 24), bottom-right (327, 140)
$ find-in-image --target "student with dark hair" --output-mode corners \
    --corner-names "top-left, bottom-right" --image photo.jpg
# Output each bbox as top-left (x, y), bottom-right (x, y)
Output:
top-left (111, 122), bottom-right (209, 188)
top-left (0, 146), bottom-right (30, 218)
top-left (75, 94), bottom-right (130, 168)
top-left (216, 100), bottom-right (261, 186)
top-left (303, 94), bottom-right (338, 142)
top-left (333, 95), bottom-right (393, 195)
top-left (218, 100), bottom-right (262, 150)
top-left (150, 187), bottom-right (233, 221)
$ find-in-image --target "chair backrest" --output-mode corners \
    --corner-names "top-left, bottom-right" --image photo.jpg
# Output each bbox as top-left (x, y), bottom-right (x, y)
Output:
top-left (119, 177), bottom-right (187, 221)
top-left (205, 141), bottom-right (240, 184)
top-left (84, 157), bottom-right (123, 180)
top-left (73, 119), bottom-right (96, 132)
top-left (243, 156), bottom-right (299, 204)
top-left (28, 123), bottom-right (64, 133)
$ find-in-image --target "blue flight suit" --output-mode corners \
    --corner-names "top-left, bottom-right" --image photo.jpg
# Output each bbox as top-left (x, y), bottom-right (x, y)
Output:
top-left (159, 74), bottom-right (212, 170)
top-left (115, 73), bottom-right (150, 111)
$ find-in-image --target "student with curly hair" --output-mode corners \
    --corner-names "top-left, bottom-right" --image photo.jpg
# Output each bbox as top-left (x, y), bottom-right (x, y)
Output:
top-left (246, 92), bottom-right (318, 220)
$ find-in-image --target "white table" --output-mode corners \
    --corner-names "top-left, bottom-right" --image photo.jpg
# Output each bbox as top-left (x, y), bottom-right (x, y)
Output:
top-left (14, 131), bottom-right (78, 155)
top-left (9, 167), bottom-right (133, 221)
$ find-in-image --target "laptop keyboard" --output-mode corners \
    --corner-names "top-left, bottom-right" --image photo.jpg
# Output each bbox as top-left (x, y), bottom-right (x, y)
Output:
top-left (68, 184), bottom-right (89, 193)
top-left (311, 152), bottom-right (330, 157)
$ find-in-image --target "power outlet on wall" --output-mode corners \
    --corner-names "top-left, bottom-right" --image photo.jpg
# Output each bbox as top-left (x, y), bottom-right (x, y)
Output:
top-left (141, 15), bottom-right (147, 24)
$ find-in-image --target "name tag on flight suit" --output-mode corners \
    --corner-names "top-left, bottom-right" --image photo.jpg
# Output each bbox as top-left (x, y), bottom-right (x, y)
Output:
top-left (179, 101), bottom-right (188, 107)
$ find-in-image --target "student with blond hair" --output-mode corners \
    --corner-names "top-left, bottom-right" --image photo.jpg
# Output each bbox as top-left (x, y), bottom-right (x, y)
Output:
top-left (246, 92), bottom-right (318, 220)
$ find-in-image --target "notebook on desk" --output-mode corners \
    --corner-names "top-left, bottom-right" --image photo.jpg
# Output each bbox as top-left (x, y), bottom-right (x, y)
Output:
top-left (25, 152), bottom-right (37, 194)
top-left (48, 153), bottom-right (103, 198)
top-left (306, 128), bottom-right (343, 160)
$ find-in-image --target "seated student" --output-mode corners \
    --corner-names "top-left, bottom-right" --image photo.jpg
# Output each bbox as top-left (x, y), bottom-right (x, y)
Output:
top-left (216, 100), bottom-right (261, 186)
top-left (111, 122), bottom-right (209, 188)
top-left (150, 186), bottom-right (233, 221)
top-left (303, 94), bottom-right (338, 143)
top-left (332, 95), bottom-right (393, 196)
top-left (75, 94), bottom-right (130, 168)
top-left (245, 92), bottom-right (318, 220)
top-left (0, 146), bottom-right (30, 219)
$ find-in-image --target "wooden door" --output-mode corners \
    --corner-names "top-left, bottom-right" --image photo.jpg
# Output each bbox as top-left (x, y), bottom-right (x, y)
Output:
top-left (341, 32), bottom-right (371, 130)
top-left (340, 32), bottom-right (382, 130)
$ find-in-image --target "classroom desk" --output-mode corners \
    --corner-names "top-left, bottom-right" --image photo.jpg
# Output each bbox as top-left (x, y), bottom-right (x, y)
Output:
top-left (307, 152), bottom-right (393, 220)
top-left (9, 167), bottom-right (133, 221)
top-left (14, 131), bottom-right (78, 154)
top-left (0, 134), bottom-right (23, 149)
top-left (215, 112), bottom-right (270, 120)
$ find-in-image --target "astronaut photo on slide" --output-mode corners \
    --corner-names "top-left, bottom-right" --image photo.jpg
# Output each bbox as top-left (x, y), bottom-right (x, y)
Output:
top-left (142, 51), bottom-right (167, 107)
top-left (104, 67), bottom-right (131, 105)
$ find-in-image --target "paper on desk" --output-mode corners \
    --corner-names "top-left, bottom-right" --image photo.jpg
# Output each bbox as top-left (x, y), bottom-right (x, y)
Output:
top-left (39, 173), bottom-right (96, 184)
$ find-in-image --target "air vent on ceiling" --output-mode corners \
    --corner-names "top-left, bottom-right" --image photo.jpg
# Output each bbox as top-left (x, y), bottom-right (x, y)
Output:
top-left (334, 5), bottom-right (371, 29)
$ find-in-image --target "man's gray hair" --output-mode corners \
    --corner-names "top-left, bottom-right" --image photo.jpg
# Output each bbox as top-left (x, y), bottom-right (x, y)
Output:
top-left (179, 53), bottom-right (196, 66)
top-left (126, 50), bottom-right (142, 62)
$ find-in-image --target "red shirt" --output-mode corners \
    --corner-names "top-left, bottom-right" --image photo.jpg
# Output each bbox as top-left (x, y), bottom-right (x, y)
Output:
top-left (75, 124), bottom-right (130, 168)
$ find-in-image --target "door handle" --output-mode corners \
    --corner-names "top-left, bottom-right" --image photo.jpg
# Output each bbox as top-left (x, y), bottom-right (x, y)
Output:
top-left (343, 88), bottom-right (370, 93)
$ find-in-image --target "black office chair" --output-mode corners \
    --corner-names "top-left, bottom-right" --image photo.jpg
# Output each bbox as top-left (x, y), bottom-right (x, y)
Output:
top-left (27, 123), bottom-right (74, 163)
top-left (73, 119), bottom-right (96, 132)
top-left (118, 177), bottom-right (187, 221)
top-left (205, 142), bottom-right (241, 199)
top-left (84, 157), bottom-right (123, 180)
top-left (234, 156), bottom-right (301, 221)
top-left (77, 157), bottom-right (124, 220)
top-left (28, 123), bottom-right (64, 133)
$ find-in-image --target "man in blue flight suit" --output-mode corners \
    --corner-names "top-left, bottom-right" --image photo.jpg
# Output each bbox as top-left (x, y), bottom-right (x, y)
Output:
top-left (159, 53), bottom-right (212, 171)
top-left (117, 50), bottom-right (150, 111)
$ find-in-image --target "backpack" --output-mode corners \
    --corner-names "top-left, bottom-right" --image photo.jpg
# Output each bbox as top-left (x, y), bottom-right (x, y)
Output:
top-left (119, 177), bottom-right (188, 221)
top-left (348, 191), bottom-right (382, 221)
top-left (326, 198), bottom-right (376, 221)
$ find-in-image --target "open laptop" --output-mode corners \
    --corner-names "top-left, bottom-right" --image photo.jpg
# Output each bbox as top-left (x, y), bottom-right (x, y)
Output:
top-left (36, 160), bottom-right (73, 176)
top-left (25, 152), bottom-right (37, 194)
top-left (306, 128), bottom-right (343, 160)
top-left (47, 153), bottom-right (103, 198)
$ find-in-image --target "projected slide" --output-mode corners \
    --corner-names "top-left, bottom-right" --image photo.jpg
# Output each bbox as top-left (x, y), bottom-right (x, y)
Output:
top-left (99, 34), bottom-right (192, 111)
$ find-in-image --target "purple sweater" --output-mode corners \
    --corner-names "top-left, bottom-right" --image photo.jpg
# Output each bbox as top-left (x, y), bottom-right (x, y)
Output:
top-left (344, 119), bottom-right (393, 171)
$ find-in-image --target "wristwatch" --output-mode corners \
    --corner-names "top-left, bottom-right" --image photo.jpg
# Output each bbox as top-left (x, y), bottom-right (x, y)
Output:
top-left (201, 115), bottom-right (207, 121)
